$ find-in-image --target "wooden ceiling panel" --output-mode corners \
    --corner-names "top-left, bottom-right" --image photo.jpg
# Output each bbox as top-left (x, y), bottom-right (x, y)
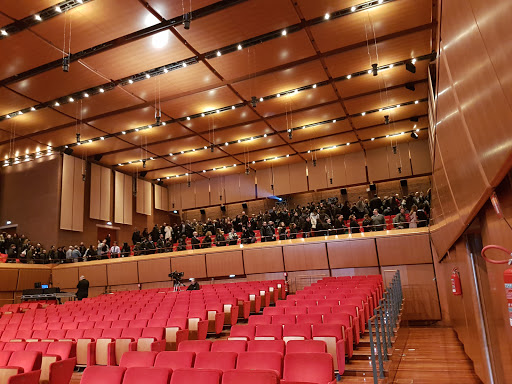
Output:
top-left (0, 138), bottom-right (40, 160)
top-left (99, 147), bottom-right (156, 166)
top-left (29, 124), bottom-right (106, 148)
top-left (267, 103), bottom-right (345, 130)
top-left (223, 133), bottom-right (288, 156)
top-left (121, 122), bottom-right (191, 146)
top-left (249, 154), bottom-right (303, 170)
top-left (0, 32), bottom-right (62, 80)
top-left (188, 157), bottom-right (242, 173)
top-left (145, 0), bottom-right (218, 20)
top-left (0, 0), bottom-right (61, 19)
top-left (70, 137), bottom-right (135, 157)
top-left (240, 145), bottom-right (293, 163)
top-left (283, 119), bottom-right (353, 143)
top-left (362, 132), bottom-right (419, 150)
top-left (126, 62), bottom-right (223, 101)
top-left (0, 13), bottom-right (12, 26)
top-left (10, 63), bottom-right (108, 102)
top-left (144, 165), bottom-right (190, 180)
top-left (176, 0), bottom-right (300, 53)
top-left (113, 157), bottom-right (170, 172)
top-left (351, 102), bottom-right (427, 129)
top-left (81, 33), bottom-right (194, 80)
top-left (357, 117), bottom-right (429, 141)
top-left (159, 86), bottom-right (241, 118)
top-left (311, 0), bottom-right (432, 53)
top-left (208, 121), bottom-right (273, 145)
top-left (338, 61), bottom-right (429, 98)
top-left (58, 88), bottom-right (143, 120)
top-left (324, 30), bottom-right (432, 79)
top-left (0, 108), bottom-right (74, 136)
top-left (30, 0), bottom-right (153, 53)
top-left (146, 135), bottom-right (210, 157)
top-left (255, 86), bottom-right (339, 118)
top-left (311, 142), bottom-right (362, 160)
top-left (0, 86), bottom-right (35, 115)
top-left (344, 81), bottom-right (428, 114)
top-left (209, 30), bottom-right (316, 81)
top-left (290, 131), bottom-right (357, 153)
top-left (296, 0), bottom-right (362, 19)
top-left (87, 105), bottom-right (158, 134)
top-left (183, 106), bottom-right (260, 133)
top-left (169, 147), bottom-right (227, 166)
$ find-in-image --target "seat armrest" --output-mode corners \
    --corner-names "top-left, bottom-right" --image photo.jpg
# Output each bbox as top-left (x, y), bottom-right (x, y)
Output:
top-left (86, 341), bottom-right (96, 366)
top-left (5, 369), bottom-right (41, 384)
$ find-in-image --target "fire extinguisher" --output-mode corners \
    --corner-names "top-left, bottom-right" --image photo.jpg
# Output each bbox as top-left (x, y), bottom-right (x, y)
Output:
top-left (451, 268), bottom-right (462, 296)
top-left (481, 245), bottom-right (512, 327)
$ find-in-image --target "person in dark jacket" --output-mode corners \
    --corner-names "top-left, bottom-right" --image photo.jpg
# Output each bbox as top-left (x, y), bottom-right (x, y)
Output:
top-left (349, 215), bottom-right (361, 234)
top-left (121, 242), bottom-right (131, 257)
top-left (76, 275), bottom-right (89, 300)
top-left (215, 229), bottom-right (226, 247)
top-left (201, 232), bottom-right (212, 248)
top-left (177, 235), bottom-right (187, 251)
top-left (132, 228), bottom-right (141, 245)
top-left (362, 214), bottom-right (373, 232)
top-left (191, 232), bottom-right (201, 250)
top-left (187, 278), bottom-right (200, 291)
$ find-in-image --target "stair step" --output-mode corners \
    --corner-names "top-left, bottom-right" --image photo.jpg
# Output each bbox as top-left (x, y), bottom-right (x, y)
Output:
top-left (343, 360), bottom-right (390, 377)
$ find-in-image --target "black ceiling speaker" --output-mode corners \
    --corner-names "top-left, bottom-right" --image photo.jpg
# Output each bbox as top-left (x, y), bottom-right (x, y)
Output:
top-left (372, 63), bottom-right (378, 76)
top-left (369, 183), bottom-right (377, 191)
top-left (340, 188), bottom-right (347, 195)
top-left (220, 205), bottom-right (226, 212)
top-left (251, 96), bottom-right (257, 108)
top-left (242, 203), bottom-right (248, 209)
top-left (200, 209), bottom-right (206, 215)
top-left (94, 154), bottom-right (103, 162)
top-left (157, 180), bottom-right (164, 186)
top-left (63, 148), bottom-right (73, 155)
top-left (184, 13), bottom-right (191, 29)
top-left (62, 56), bottom-right (69, 72)
top-left (410, 116), bottom-right (419, 122)
top-left (405, 83), bottom-right (415, 91)
top-left (406, 62), bottom-right (416, 73)
top-left (139, 171), bottom-right (148, 178)
top-left (400, 179), bottom-right (408, 187)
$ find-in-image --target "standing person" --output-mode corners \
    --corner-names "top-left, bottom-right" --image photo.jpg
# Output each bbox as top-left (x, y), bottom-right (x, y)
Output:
top-left (164, 223), bottom-right (172, 241)
top-left (76, 275), bottom-right (89, 301)
top-left (191, 232), bottom-right (201, 250)
top-left (105, 234), bottom-right (111, 248)
top-left (132, 228), bottom-right (141, 245)
top-left (371, 209), bottom-right (386, 231)
top-left (409, 205), bottom-right (418, 228)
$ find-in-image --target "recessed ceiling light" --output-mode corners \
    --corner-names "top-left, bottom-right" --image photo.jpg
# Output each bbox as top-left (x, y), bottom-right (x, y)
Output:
top-left (68, 97), bottom-right (74, 102)
top-left (281, 30), bottom-right (287, 36)
top-left (201, 113), bottom-right (205, 117)
top-left (252, 161), bottom-right (255, 164)
top-left (128, 79), bottom-right (133, 84)
top-left (389, 64), bottom-right (394, 69)
top-left (30, 107), bottom-right (36, 111)
top-left (351, 6), bottom-right (356, 11)
top-left (54, 102), bottom-right (60, 106)
top-left (332, 119), bottom-right (336, 123)
top-left (204, 146), bottom-right (207, 149)
top-left (371, 138), bottom-right (375, 141)
top-left (412, 58), bottom-right (417, 64)
top-left (367, 69), bottom-right (372, 74)
top-left (35, 14), bottom-right (42, 21)
top-left (324, 13), bottom-right (330, 20)
top-left (216, 51), bottom-right (222, 57)
top-left (135, 128), bottom-right (139, 132)
top-left (83, 93), bottom-right (89, 97)
top-left (99, 88), bottom-right (104, 93)
top-left (259, 97), bottom-right (263, 102)
top-left (1, 30), bottom-right (9, 37)
top-left (347, 75), bottom-right (352, 79)
top-left (169, 153), bottom-right (173, 156)
top-left (203, 170), bottom-right (206, 173)
top-left (186, 117), bottom-right (191, 120)
top-left (312, 84), bottom-right (317, 88)
top-left (415, 100), bottom-right (419, 104)
top-left (362, 112), bottom-right (366, 116)
top-left (145, 74), bottom-right (151, 79)
top-left (237, 44), bottom-right (242, 50)
top-left (225, 142), bottom-right (229, 146)
top-left (122, 131), bottom-right (126, 134)
top-left (264, 134), bottom-right (267, 137)
top-left (55, 6), bottom-right (62, 13)
top-left (182, 62), bottom-right (187, 67)
top-left (232, 106), bottom-right (235, 110)
top-left (276, 93), bottom-right (281, 98)
top-left (100, 137), bottom-right (105, 140)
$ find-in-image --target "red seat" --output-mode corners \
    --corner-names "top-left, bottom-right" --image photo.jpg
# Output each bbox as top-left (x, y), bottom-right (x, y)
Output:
top-left (177, 340), bottom-right (211, 353)
top-left (194, 352), bottom-right (237, 371)
top-left (0, 350), bottom-right (12, 365)
top-left (8, 351), bottom-right (43, 373)
top-left (282, 324), bottom-right (311, 342)
top-left (119, 351), bottom-right (158, 368)
top-left (248, 316), bottom-right (271, 325)
top-left (47, 357), bottom-right (76, 384)
top-left (122, 367), bottom-right (171, 384)
top-left (282, 353), bottom-right (335, 384)
top-left (81, 366), bottom-right (126, 384)
top-left (311, 324), bottom-right (346, 373)
top-left (271, 315), bottom-right (295, 325)
top-left (5, 370), bottom-right (41, 384)
top-left (211, 340), bottom-right (246, 353)
top-left (154, 351), bottom-right (194, 370)
top-left (296, 314), bottom-right (323, 326)
top-left (63, 329), bottom-right (84, 341)
top-left (236, 351), bottom-right (282, 377)
top-left (169, 368), bottom-right (221, 384)
top-left (3, 343), bottom-right (27, 352)
top-left (228, 325), bottom-right (255, 341)
top-left (286, 340), bottom-right (327, 354)
top-left (222, 369), bottom-right (279, 384)
top-left (284, 307), bottom-right (307, 316)
top-left (47, 341), bottom-right (76, 360)
top-left (262, 308), bottom-right (284, 316)
top-left (307, 306), bottom-right (331, 315)
top-left (246, 340), bottom-right (285, 355)
top-left (254, 325), bottom-right (282, 340)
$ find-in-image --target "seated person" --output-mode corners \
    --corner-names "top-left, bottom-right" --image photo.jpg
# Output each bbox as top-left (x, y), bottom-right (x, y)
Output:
top-left (393, 208), bottom-right (409, 229)
top-left (187, 278), bottom-right (200, 291)
top-left (215, 229), bottom-right (226, 246)
top-left (191, 232), bottom-right (201, 250)
top-left (177, 235), bottom-right (188, 251)
top-left (241, 226), bottom-right (256, 244)
top-left (289, 223), bottom-right (299, 239)
top-left (227, 228), bottom-right (239, 245)
top-left (201, 231), bottom-right (212, 248)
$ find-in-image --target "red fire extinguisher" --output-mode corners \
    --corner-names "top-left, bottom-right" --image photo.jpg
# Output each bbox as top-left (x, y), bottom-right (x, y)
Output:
top-left (481, 245), bottom-right (512, 327)
top-left (451, 268), bottom-right (462, 296)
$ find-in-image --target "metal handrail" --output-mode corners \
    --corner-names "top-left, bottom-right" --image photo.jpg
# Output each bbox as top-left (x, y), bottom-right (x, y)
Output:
top-left (368, 270), bottom-right (403, 384)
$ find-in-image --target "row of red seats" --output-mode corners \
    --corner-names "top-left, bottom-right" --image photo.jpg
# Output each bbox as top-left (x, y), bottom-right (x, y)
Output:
top-left (0, 342), bottom-right (76, 384)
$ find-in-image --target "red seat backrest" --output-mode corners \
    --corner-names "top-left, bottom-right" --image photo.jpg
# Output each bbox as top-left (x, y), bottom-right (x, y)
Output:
top-left (282, 353), bottom-right (334, 384)
top-left (122, 367), bottom-right (171, 384)
top-left (286, 340), bottom-right (327, 354)
top-left (154, 351), bottom-right (194, 370)
top-left (236, 351), bottom-right (282, 377)
top-left (9, 350), bottom-right (43, 372)
top-left (194, 352), bottom-right (237, 371)
top-left (211, 340), bottom-right (247, 353)
top-left (81, 366), bottom-right (126, 384)
top-left (119, 351), bottom-right (158, 368)
top-left (169, 368), bottom-right (222, 384)
top-left (177, 340), bottom-right (212, 353)
top-left (246, 340), bottom-right (285, 355)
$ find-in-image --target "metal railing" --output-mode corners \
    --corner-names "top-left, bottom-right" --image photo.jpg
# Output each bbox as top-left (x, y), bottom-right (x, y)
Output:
top-left (368, 270), bottom-right (403, 383)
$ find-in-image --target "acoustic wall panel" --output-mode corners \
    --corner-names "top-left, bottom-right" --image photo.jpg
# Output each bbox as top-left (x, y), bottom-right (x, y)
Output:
top-left (288, 162), bottom-right (308, 194)
top-left (180, 182), bottom-right (195, 210)
top-left (410, 139), bottom-right (431, 175)
top-left (195, 179), bottom-right (210, 208)
top-left (60, 154), bottom-right (84, 231)
top-left (239, 172), bottom-right (256, 201)
top-left (114, 172), bottom-right (132, 224)
top-left (329, 155), bottom-right (347, 187)
top-left (136, 179), bottom-right (152, 215)
top-left (154, 184), bottom-right (169, 211)
top-left (256, 168), bottom-right (273, 198)
top-left (168, 183), bottom-right (182, 211)
top-left (388, 143), bottom-right (412, 179)
top-left (273, 165), bottom-right (291, 196)
top-left (224, 174), bottom-right (241, 203)
top-left (308, 158), bottom-right (329, 190)
top-left (90, 164), bottom-right (111, 221)
top-left (366, 147), bottom-right (390, 182)
top-left (344, 151), bottom-right (367, 185)
top-left (209, 177), bottom-right (225, 206)
top-left (124, 174), bottom-right (133, 225)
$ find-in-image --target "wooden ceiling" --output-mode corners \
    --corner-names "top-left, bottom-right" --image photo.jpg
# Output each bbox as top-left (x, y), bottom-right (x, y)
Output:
top-left (0, 0), bottom-right (436, 183)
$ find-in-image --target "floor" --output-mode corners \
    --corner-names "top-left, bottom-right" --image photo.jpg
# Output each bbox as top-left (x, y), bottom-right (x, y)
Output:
top-left (70, 326), bottom-right (482, 384)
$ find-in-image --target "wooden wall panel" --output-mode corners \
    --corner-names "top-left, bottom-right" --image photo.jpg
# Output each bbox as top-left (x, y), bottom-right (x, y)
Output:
top-left (327, 239), bottom-right (378, 268)
top-left (307, 158), bottom-right (328, 190)
top-left (209, 177), bottom-right (225, 206)
top-left (195, 179), bottom-right (210, 208)
top-left (144, 180), bottom-right (152, 215)
top-left (154, 184), bottom-right (162, 210)
top-left (329, 155), bottom-right (347, 187)
top-left (410, 139), bottom-right (431, 175)
top-left (283, 243), bottom-right (329, 271)
top-left (136, 179), bottom-right (144, 214)
top-left (0, 292), bottom-right (14, 304)
top-left (243, 246), bottom-right (284, 274)
top-left (239, 172), bottom-right (256, 201)
top-left (154, 184), bottom-right (169, 211)
top-left (114, 171), bottom-right (124, 224)
top-left (273, 165), bottom-right (291, 196)
top-left (171, 255), bottom-right (207, 279)
top-left (366, 147), bottom-right (390, 182)
top-left (79, 264), bottom-right (107, 287)
top-left (60, 155), bottom-right (74, 230)
top-left (138, 258), bottom-right (171, 283)
top-left (0, 269), bottom-right (19, 291)
top-left (90, 164), bottom-right (101, 220)
top-left (377, 233), bottom-right (432, 265)
top-left (331, 267), bottom-right (380, 277)
top-left (388, 143), bottom-right (412, 179)
top-left (100, 166), bottom-right (111, 221)
top-left (107, 262), bottom-right (138, 286)
top-left (52, 267), bottom-right (78, 289)
top-left (17, 269), bottom-right (51, 291)
top-left (124, 175), bottom-right (132, 224)
top-left (288, 162), bottom-right (308, 194)
top-left (224, 174), bottom-right (241, 203)
top-left (256, 168), bottom-right (273, 198)
top-left (180, 182), bottom-right (196, 210)
top-left (72, 158), bottom-right (84, 231)
top-left (344, 151), bottom-right (367, 185)
top-left (206, 250), bottom-right (244, 277)
top-left (136, 179), bottom-right (152, 215)
top-left (168, 183), bottom-right (181, 211)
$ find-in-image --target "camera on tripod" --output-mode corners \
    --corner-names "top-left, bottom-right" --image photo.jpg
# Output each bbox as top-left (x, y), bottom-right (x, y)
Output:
top-left (169, 271), bottom-right (184, 291)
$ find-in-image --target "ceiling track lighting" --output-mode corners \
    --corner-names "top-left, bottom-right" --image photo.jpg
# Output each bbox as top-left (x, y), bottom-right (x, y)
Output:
top-left (62, 56), bottom-right (69, 72)
top-left (384, 115), bottom-right (390, 125)
top-left (406, 62), bottom-right (416, 74)
top-left (372, 63), bottom-right (378, 76)
top-left (251, 96), bottom-right (257, 108)
top-left (184, 13), bottom-right (191, 30)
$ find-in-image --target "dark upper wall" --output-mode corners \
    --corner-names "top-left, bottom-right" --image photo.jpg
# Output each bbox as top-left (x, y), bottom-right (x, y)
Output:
top-left (430, 0), bottom-right (512, 258)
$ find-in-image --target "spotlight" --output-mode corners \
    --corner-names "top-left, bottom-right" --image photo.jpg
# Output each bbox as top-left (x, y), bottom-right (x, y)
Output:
top-left (35, 14), bottom-right (42, 21)
top-left (76, 133), bottom-right (81, 143)
top-left (372, 63), bottom-right (378, 76)
top-left (142, 159), bottom-right (146, 168)
top-left (411, 132), bottom-right (419, 139)
top-left (187, 181), bottom-right (191, 187)
top-left (392, 145), bottom-right (397, 154)
top-left (184, 13), bottom-right (191, 30)
top-left (156, 116), bottom-right (161, 126)
top-left (288, 130), bottom-right (293, 140)
top-left (210, 144), bottom-right (214, 153)
top-left (384, 115), bottom-right (390, 125)
top-left (251, 96), bottom-right (257, 108)
top-left (406, 62), bottom-right (416, 73)
top-left (62, 56), bottom-right (69, 72)
top-left (313, 159), bottom-right (317, 167)
top-left (245, 167), bottom-right (250, 175)
top-left (405, 83), bottom-right (415, 91)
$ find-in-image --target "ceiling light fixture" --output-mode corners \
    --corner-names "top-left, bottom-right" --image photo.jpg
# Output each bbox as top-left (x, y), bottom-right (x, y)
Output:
top-left (216, 51), bottom-right (222, 57)
top-left (237, 44), bottom-right (242, 50)
top-left (128, 79), bottom-right (133, 84)
top-left (259, 97), bottom-right (264, 102)
top-left (324, 13), bottom-right (330, 20)
top-left (276, 93), bottom-right (280, 98)
top-left (55, 6), bottom-right (62, 12)
top-left (361, 112), bottom-right (366, 116)
top-left (145, 74), bottom-right (151, 79)
top-left (184, 12), bottom-right (191, 29)
top-left (163, 68), bottom-right (169, 73)
top-left (372, 63), bottom-right (378, 76)
top-left (83, 93), bottom-right (89, 97)
top-left (18, 111), bottom-right (23, 115)
top-left (54, 102), bottom-right (60, 107)
top-left (99, 88), bottom-right (104, 93)
top-left (312, 84), bottom-right (317, 88)
top-left (347, 74), bottom-right (352, 79)
top-left (68, 97), bottom-right (74, 102)
top-left (35, 14), bottom-right (42, 21)
top-left (30, 107), bottom-right (36, 111)
top-left (122, 131), bottom-right (126, 134)
top-left (371, 138), bottom-right (375, 141)
top-left (389, 64), bottom-right (394, 69)
top-left (351, 6), bottom-right (356, 12)
top-left (281, 30), bottom-right (287, 36)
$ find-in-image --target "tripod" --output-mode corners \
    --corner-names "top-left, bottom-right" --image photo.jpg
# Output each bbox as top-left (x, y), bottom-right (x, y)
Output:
top-left (173, 279), bottom-right (184, 292)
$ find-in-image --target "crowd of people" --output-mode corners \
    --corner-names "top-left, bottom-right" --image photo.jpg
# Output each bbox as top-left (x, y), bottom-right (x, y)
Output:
top-left (0, 191), bottom-right (430, 263)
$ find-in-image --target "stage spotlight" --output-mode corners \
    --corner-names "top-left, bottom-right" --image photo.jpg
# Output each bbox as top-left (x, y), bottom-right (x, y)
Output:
top-left (76, 133), bottom-right (80, 143)
top-left (251, 96), bottom-right (257, 108)
top-left (406, 62), bottom-right (416, 73)
top-left (405, 83), bottom-right (415, 91)
top-left (184, 13), bottom-right (191, 29)
top-left (384, 115), bottom-right (390, 125)
top-left (372, 63), bottom-right (378, 76)
top-left (62, 56), bottom-right (69, 72)
top-left (156, 116), bottom-right (161, 126)
top-left (411, 132), bottom-right (419, 139)
top-left (210, 144), bottom-right (214, 153)
top-left (313, 159), bottom-right (317, 167)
